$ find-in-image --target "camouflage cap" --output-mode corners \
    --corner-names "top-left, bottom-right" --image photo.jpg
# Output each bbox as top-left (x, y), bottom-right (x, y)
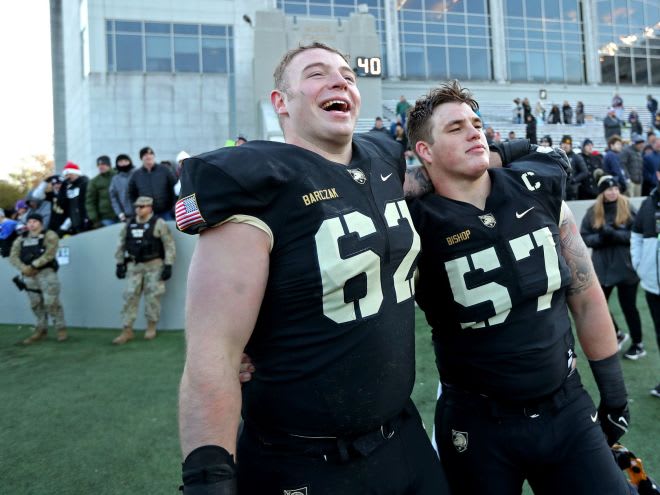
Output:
top-left (134, 196), bottom-right (154, 207)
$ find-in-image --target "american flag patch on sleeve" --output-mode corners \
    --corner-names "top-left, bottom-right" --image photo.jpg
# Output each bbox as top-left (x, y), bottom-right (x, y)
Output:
top-left (175, 194), bottom-right (205, 231)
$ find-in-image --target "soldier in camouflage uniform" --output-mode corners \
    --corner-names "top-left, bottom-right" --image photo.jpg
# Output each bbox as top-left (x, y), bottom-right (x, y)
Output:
top-left (9, 212), bottom-right (67, 344)
top-left (113, 196), bottom-right (176, 344)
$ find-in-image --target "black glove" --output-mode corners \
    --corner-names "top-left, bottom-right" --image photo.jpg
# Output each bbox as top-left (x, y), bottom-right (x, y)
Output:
top-left (181, 445), bottom-right (237, 495)
top-left (161, 264), bottom-right (172, 281)
top-left (589, 354), bottom-right (629, 446)
top-left (601, 224), bottom-right (616, 240)
top-left (489, 139), bottom-right (532, 166)
top-left (116, 264), bottom-right (126, 279)
top-left (598, 402), bottom-right (630, 446)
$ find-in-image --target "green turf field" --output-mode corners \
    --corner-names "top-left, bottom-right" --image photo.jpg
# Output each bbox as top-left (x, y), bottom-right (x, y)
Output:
top-left (1, 290), bottom-right (658, 494)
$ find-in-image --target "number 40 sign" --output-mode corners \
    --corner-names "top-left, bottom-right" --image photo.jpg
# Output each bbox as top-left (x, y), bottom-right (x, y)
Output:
top-left (355, 56), bottom-right (382, 77)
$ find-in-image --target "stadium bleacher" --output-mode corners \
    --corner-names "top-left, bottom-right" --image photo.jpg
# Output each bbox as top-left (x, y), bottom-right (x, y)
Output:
top-left (379, 98), bottom-right (656, 153)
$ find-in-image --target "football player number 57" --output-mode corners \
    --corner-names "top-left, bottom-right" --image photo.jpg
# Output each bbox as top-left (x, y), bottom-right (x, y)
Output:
top-left (315, 200), bottom-right (420, 324)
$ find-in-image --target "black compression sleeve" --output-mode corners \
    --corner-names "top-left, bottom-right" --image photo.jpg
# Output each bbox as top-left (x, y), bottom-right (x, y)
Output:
top-left (589, 354), bottom-right (628, 408)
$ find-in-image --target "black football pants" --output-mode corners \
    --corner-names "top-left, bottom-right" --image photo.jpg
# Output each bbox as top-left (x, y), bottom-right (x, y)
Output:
top-left (236, 402), bottom-right (450, 494)
top-left (435, 372), bottom-right (630, 495)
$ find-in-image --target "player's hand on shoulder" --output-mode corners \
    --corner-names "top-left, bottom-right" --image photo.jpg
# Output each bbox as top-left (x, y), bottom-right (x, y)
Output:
top-left (239, 352), bottom-right (255, 383)
top-left (489, 139), bottom-right (533, 167)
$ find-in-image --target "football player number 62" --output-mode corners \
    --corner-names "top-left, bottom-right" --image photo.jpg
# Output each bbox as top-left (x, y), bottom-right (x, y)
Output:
top-left (315, 200), bottom-right (420, 324)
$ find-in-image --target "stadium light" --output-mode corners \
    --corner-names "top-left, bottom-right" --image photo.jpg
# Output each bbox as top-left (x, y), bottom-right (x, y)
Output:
top-left (620, 34), bottom-right (637, 45)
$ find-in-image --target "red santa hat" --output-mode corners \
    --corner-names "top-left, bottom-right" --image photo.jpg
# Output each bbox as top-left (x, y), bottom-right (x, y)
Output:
top-left (63, 161), bottom-right (82, 175)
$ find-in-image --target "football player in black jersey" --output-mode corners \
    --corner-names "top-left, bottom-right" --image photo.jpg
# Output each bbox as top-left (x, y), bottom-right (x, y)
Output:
top-left (406, 81), bottom-right (631, 494)
top-left (176, 43), bottom-right (452, 495)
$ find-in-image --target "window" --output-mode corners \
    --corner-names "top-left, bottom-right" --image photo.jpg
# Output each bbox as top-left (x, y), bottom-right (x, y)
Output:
top-left (398, 0), bottom-right (492, 80)
top-left (595, 0), bottom-right (660, 84)
top-left (503, 0), bottom-right (586, 82)
top-left (106, 20), bottom-right (233, 74)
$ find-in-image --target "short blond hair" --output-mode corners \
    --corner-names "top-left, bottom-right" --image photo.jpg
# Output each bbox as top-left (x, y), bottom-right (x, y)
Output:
top-left (273, 42), bottom-right (350, 94)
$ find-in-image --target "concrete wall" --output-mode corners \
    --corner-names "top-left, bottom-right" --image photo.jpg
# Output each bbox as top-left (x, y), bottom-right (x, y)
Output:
top-left (1, 222), bottom-right (196, 331)
top-left (56, 0), bottom-right (272, 175)
top-left (1, 197), bottom-right (646, 331)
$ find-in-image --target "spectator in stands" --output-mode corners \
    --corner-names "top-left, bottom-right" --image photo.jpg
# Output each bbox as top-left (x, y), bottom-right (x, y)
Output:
top-left (370, 116), bottom-right (390, 134)
top-left (393, 122), bottom-right (408, 151)
top-left (507, 131), bottom-right (516, 141)
top-left (576, 101), bottom-right (585, 125)
top-left (642, 138), bottom-right (660, 195)
top-left (60, 162), bottom-right (90, 235)
top-left (611, 93), bottom-right (624, 121)
top-left (540, 134), bottom-right (552, 147)
top-left (581, 175), bottom-right (644, 360)
top-left (31, 175), bottom-right (67, 235)
top-left (484, 125), bottom-right (495, 145)
top-left (603, 108), bottom-right (622, 141)
top-left (24, 194), bottom-right (52, 231)
top-left (86, 155), bottom-right (117, 228)
top-left (579, 138), bottom-right (604, 199)
top-left (525, 113), bottom-right (537, 144)
top-left (647, 94), bottom-right (658, 128)
top-left (0, 208), bottom-right (19, 257)
top-left (235, 135), bottom-right (248, 146)
top-left (562, 100), bottom-right (573, 125)
top-left (109, 154), bottom-right (135, 223)
top-left (653, 113), bottom-right (660, 136)
top-left (128, 146), bottom-right (177, 221)
top-left (603, 136), bottom-right (628, 193)
top-left (390, 114), bottom-right (403, 136)
top-left (14, 200), bottom-right (28, 223)
top-left (548, 104), bottom-right (561, 124)
top-left (512, 98), bottom-right (522, 124)
top-left (395, 95), bottom-right (411, 125)
top-left (630, 169), bottom-right (660, 398)
top-left (534, 100), bottom-right (546, 122)
top-left (522, 97), bottom-right (532, 122)
top-left (619, 133), bottom-right (645, 197)
top-left (560, 135), bottom-right (588, 201)
top-left (628, 110), bottom-right (643, 138)
top-left (174, 151), bottom-right (191, 196)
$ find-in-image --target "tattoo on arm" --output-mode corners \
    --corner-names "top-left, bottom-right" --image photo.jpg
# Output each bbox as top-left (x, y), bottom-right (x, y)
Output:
top-left (404, 167), bottom-right (434, 199)
top-left (559, 203), bottom-right (594, 296)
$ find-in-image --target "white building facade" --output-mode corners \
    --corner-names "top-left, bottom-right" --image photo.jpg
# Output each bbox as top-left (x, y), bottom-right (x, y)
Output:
top-left (51, 0), bottom-right (659, 172)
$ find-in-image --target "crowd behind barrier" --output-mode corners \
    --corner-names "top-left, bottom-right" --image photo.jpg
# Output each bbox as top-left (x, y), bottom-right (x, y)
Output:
top-left (2, 94), bottom-right (659, 347)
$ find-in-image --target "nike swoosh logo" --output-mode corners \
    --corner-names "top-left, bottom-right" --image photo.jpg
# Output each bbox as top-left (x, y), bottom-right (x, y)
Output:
top-left (591, 413), bottom-right (598, 423)
top-left (381, 173), bottom-right (393, 181)
top-left (516, 207), bottom-right (535, 219)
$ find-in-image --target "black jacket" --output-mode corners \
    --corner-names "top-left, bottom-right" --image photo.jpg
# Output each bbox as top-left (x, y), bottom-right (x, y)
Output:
top-left (62, 176), bottom-right (90, 233)
top-left (566, 151), bottom-right (588, 200)
top-left (578, 152), bottom-right (604, 199)
top-left (580, 201), bottom-right (638, 287)
top-left (128, 164), bottom-right (177, 215)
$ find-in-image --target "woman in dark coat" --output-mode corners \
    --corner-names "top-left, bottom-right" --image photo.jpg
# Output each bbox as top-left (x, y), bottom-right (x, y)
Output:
top-left (580, 175), bottom-right (645, 360)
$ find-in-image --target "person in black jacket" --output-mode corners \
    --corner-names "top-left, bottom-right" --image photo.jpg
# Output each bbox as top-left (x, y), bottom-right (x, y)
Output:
top-left (580, 175), bottom-right (646, 360)
top-left (578, 139), bottom-right (604, 199)
top-left (525, 113), bottom-right (537, 144)
top-left (128, 147), bottom-right (177, 221)
top-left (59, 162), bottom-right (90, 235)
top-left (560, 135), bottom-right (588, 200)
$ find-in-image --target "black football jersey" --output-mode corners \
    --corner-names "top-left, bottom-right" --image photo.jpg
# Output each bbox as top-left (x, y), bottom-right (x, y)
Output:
top-left (410, 151), bottom-right (574, 401)
top-left (178, 132), bottom-right (420, 436)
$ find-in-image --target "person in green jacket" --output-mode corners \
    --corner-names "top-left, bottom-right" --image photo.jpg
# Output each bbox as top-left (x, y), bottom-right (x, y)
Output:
top-left (86, 155), bottom-right (117, 227)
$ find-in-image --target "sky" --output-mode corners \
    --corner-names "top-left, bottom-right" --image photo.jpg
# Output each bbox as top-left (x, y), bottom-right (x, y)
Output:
top-left (0, 0), bottom-right (53, 179)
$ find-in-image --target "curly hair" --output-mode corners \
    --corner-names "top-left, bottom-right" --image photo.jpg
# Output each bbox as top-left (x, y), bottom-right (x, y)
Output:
top-left (406, 80), bottom-right (479, 156)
